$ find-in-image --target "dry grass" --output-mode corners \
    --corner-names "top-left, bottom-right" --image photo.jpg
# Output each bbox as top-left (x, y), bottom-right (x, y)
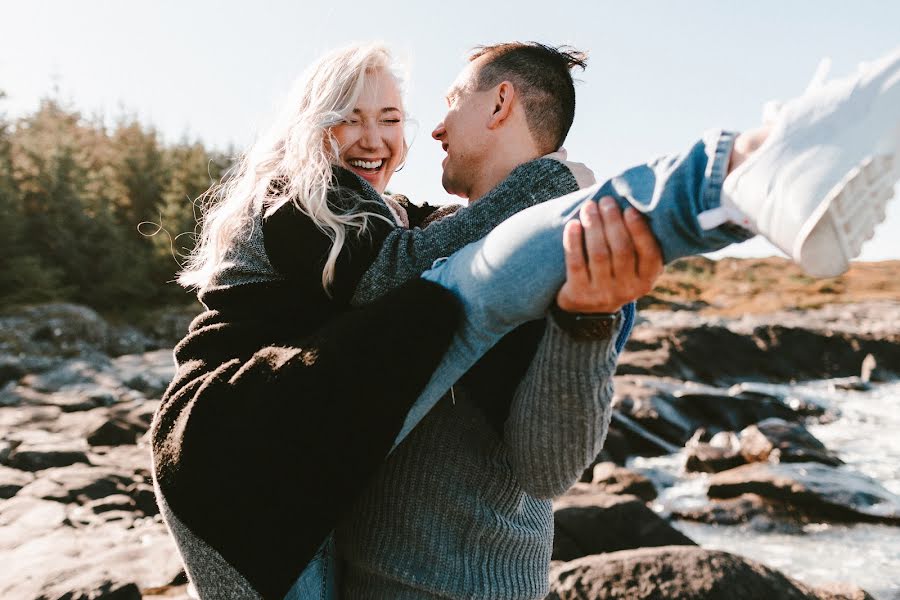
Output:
top-left (644, 257), bottom-right (900, 316)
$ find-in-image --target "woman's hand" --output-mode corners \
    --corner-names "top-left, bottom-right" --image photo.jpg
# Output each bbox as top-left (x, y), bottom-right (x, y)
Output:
top-left (556, 196), bottom-right (663, 314)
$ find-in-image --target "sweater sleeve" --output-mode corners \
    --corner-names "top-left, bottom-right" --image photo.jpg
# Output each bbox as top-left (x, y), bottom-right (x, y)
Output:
top-left (503, 315), bottom-right (622, 500)
top-left (351, 158), bottom-right (579, 305)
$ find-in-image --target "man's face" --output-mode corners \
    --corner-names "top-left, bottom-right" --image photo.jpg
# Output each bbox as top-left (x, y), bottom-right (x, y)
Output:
top-left (431, 59), bottom-right (494, 199)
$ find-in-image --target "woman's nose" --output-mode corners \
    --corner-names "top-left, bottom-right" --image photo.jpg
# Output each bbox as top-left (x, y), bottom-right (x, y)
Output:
top-left (359, 122), bottom-right (383, 150)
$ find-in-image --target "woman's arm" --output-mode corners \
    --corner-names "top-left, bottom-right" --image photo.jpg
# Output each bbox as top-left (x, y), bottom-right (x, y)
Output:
top-left (351, 158), bottom-right (579, 304)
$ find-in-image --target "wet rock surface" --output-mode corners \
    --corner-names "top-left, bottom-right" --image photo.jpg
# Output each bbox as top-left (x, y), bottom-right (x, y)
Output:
top-left (707, 462), bottom-right (900, 524)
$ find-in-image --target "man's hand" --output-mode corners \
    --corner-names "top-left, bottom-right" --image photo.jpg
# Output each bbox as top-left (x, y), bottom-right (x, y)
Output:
top-left (556, 196), bottom-right (663, 313)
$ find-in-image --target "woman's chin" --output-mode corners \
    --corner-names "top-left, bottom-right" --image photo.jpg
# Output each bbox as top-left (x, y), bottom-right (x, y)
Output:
top-left (350, 166), bottom-right (387, 192)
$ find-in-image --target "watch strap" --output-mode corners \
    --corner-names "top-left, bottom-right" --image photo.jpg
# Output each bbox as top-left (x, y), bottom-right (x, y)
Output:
top-left (549, 303), bottom-right (620, 341)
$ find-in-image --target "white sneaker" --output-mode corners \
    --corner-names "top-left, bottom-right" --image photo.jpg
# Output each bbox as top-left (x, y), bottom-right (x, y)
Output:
top-left (722, 47), bottom-right (900, 278)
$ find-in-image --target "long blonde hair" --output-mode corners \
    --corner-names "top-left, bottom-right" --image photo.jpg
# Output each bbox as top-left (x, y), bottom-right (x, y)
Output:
top-left (178, 42), bottom-right (404, 292)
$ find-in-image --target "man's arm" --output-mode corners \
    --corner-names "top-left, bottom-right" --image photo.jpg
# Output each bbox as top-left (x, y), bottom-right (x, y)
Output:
top-left (504, 198), bottom-right (663, 499)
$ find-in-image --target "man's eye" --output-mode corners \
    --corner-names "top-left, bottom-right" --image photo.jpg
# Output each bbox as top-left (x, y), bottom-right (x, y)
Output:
top-left (382, 119), bottom-right (401, 125)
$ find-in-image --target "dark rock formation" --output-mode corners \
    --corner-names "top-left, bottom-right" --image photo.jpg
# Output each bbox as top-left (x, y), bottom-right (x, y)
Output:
top-left (552, 490), bottom-right (695, 561)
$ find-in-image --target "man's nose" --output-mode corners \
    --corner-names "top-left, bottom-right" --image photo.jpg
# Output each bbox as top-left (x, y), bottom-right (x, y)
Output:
top-left (431, 122), bottom-right (445, 141)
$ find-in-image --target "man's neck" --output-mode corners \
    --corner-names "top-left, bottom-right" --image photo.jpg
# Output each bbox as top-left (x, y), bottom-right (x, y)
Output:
top-left (468, 152), bottom-right (543, 202)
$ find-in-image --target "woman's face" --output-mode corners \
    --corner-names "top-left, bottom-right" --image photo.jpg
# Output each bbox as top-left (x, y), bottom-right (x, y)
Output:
top-left (330, 69), bottom-right (405, 194)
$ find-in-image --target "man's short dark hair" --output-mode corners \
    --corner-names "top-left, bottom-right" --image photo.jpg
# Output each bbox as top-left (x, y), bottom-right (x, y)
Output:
top-left (469, 42), bottom-right (587, 153)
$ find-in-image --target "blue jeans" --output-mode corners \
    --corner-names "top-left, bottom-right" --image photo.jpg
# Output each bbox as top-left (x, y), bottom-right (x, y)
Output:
top-left (286, 129), bottom-right (753, 599)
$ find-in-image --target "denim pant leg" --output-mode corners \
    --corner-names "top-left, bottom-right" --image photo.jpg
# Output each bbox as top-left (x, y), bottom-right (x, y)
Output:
top-left (283, 536), bottom-right (337, 600)
top-left (599, 129), bottom-right (755, 262)
top-left (391, 130), bottom-right (754, 448)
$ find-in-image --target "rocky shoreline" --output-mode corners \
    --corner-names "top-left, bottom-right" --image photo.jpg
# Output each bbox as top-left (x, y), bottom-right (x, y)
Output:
top-left (1, 295), bottom-right (897, 599)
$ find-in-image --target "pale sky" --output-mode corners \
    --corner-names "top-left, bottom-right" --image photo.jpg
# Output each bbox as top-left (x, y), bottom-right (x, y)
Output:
top-left (2, 0), bottom-right (898, 261)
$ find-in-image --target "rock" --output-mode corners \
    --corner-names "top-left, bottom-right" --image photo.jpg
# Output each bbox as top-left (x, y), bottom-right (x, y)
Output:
top-left (672, 493), bottom-right (805, 533)
top-left (6, 440), bottom-right (92, 471)
top-left (0, 440), bottom-right (16, 464)
top-left (0, 496), bottom-right (70, 550)
top-left (0, 303), bottom-right (110, 357)
top-left (87, 418), bottom-right (141, 446)
top-left (685, 443), bottom-right (746, 473)
top-left (584, 462), bottom-right (657, 501)
top-left (618, 307), bottom-right (900, 384)
top-left (126, 481), bottom-right (160, 516)
top-left (727, 382), bottom-right (831, 419)
top-left (87, 444), bottom-right (153, 479)
top-left (0, 404), bottom-right (63, 431)
top-left (20, 356), bottom-right (116, 393)
top-left (106, 324), bottom-right (157, 356)
top-left (547, 546), bottom-right (875, 600)
top-left (552, 489), bottom-right (695, 561)
top-left (739, 418), bottom-right (843, 466)
top-left (685, 430), bottom-right (746, 473)
top-left (612, 377), bottom-right (801, 449)
top-left (85, 493), bottom-right (137, 514)
top-left (708, 462), bottom-right (900, 523)
top-left (0, 354), bottom-right (59, 387)
top-left (0, 465), bottom-right (34, 499)
top-left (16, 464), bottom-right (134, 503)
top-left (110, 350), bottom-right (176, 397)
top-left (0, 520), bottom-right (185, 600)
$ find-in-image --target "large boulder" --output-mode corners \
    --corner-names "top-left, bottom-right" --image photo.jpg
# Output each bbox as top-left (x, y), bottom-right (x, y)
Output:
top-left (552, 489), bottom-right (695, 561)
top-left (0, 303), bottom-right (111, 358)
top-left (708, 462), bottom-right (900, 523)
top-left (547, 546), bottom-right (874, 600)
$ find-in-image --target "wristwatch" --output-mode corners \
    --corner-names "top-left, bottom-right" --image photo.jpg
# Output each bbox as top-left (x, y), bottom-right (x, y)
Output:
top-left (549, 302), bottom-right (620, 341)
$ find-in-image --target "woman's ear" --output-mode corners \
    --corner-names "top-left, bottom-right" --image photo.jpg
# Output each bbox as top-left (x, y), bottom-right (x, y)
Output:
top-left (487, 81), bottom-right (515, 130)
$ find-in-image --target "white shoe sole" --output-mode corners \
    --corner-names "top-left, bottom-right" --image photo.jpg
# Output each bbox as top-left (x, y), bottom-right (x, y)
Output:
top-left (799, 134), bottom-right (900, 278)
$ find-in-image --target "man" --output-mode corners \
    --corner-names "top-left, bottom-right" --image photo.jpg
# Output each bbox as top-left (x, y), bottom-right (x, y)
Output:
top-left (327, 42), bottom-right (900, 599)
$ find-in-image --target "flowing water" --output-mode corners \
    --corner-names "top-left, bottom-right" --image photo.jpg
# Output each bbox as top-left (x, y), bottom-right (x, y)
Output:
top-left (629, 381), bottom-right (900, 599)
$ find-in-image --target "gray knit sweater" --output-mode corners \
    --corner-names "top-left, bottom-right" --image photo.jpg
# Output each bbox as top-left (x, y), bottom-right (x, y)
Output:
top-left (335, 319), bottom-right (619, 599)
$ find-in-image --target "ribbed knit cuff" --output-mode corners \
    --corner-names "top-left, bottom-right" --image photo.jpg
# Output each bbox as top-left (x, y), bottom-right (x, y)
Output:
top-left (505, 316), bottom-right (620, 499)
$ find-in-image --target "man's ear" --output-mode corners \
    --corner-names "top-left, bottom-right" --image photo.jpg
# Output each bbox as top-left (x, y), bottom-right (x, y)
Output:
top-left (487, 81), bottom-right (515, 130)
